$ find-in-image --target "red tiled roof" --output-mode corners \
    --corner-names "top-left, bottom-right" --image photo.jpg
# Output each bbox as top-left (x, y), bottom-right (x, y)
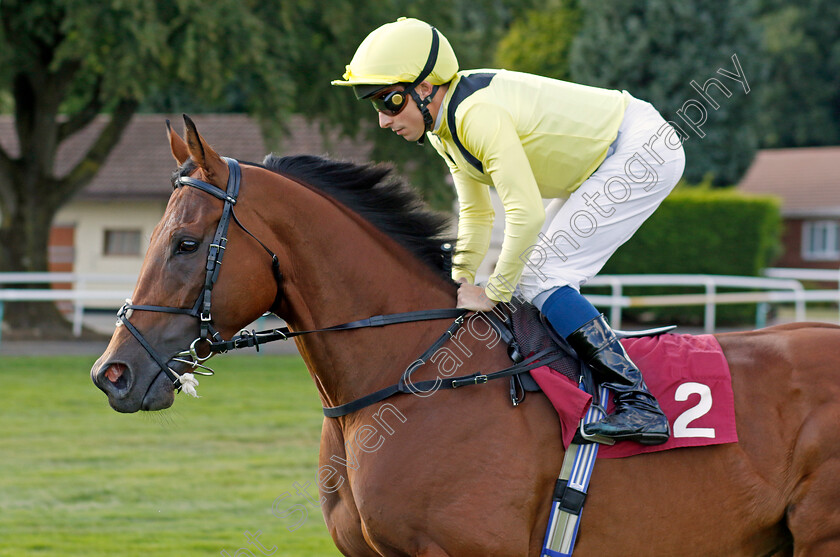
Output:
top-left (737, 146), bottom-right (840, 217)
top-left (0, 114), bottom-right (371, 200)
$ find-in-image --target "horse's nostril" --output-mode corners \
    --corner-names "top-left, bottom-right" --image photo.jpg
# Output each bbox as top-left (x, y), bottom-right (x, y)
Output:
top-left (105, 363), bottom-right (125, 382)
top-left (103, 363), bottom-right (129, 391)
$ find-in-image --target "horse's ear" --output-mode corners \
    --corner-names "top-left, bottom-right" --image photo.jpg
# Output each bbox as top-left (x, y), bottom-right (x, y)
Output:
top-left (182, 114), bottom-right (228, 183)
top-left (166, 119), bottom-right (190, 166)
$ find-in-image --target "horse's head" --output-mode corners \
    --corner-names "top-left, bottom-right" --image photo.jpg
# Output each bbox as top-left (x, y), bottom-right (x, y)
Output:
top-left (91, 116), bottom-right (283, 412)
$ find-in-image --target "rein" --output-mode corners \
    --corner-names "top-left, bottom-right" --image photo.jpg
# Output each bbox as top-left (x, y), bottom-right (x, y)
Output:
top-left (115, 158), bottom-right (469, 394)
top-left (213, 306), bottom-right (566, 418)
top-left (208, 308), bottom-right (468, 352)
top-left (118, 157), bottom-right (559, 412)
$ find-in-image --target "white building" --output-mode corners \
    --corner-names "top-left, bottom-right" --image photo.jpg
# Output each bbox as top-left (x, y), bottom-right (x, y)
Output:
top-left (0, 114), bottom-right (372, 307)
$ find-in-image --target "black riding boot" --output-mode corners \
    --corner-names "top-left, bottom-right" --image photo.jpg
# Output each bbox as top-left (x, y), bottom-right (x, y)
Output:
top-left (565, 315), bottom-right (670, 445)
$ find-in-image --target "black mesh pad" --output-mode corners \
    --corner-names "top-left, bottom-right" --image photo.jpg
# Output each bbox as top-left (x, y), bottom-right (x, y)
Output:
top-left (504, 298), bottom-right (582, 383)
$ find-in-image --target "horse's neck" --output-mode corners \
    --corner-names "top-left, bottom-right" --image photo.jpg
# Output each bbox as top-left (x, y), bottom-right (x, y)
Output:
top-left (262, 179), bottom-right (456, 410)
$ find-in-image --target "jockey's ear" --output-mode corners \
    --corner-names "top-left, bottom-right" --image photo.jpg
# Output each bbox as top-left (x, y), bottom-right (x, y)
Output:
top-left (166, 119), bottom-right (190, 166)
top-left (416, 80), bottom-right (435, 98)
top-left (182, 114), bottom-right (228, 186)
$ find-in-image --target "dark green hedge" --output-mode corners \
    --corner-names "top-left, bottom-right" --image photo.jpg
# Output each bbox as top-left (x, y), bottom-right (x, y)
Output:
top-left (586, 188), bottom-right (782, 325)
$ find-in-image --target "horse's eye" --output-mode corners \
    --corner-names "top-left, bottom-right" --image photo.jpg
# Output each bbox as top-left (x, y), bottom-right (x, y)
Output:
top-left (178, 239), bottom-right (199, 253)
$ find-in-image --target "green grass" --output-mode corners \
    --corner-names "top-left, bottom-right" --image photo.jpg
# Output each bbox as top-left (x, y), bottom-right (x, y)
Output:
top-left (0, 355), bottom-right (342, 556)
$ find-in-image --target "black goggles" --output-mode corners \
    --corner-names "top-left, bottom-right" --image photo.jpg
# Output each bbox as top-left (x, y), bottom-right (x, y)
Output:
top-left (371, 87), bottom-right (410, 116)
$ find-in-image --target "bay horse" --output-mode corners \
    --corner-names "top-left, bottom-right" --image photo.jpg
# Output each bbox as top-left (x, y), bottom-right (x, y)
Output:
top-left (92, 116), bottom-right (840, 556)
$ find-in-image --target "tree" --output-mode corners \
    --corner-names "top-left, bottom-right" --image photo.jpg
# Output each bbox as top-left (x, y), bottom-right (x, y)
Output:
top-left (0, 0), bottom-right (534, 333)
top-left (0, 0), bottom-right (288, 332)
top-left (494, 0), bottom-right (581, 80)
top-left (266, 0), bottom-right (539, 210)
top-left (754, 0), bottom-right (840, 147)
top-left (569, 0), bottom-right (765, 186)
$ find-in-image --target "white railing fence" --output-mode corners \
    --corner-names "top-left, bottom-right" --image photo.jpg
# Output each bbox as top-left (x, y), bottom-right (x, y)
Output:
top-left (582, 270), bottom-right (840, 333)
top-left (0, 273), bottom-right (135, 341)
top-left (763, 267), bottom-right (840, 283)
top-left (0, 269), bottom-right (838, 345)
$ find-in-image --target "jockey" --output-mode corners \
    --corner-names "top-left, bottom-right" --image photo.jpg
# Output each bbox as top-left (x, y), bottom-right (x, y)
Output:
top-left (332, 17), bottom-right (685, 445)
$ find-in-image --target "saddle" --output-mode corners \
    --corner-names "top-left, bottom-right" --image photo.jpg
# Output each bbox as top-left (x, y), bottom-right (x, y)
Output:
top-left (488, 297), bottom-right (675, 406)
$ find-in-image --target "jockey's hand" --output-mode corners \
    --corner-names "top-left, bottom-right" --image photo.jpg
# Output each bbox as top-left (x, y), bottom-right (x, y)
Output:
top-left (456, 278), bottom-right (496, 312)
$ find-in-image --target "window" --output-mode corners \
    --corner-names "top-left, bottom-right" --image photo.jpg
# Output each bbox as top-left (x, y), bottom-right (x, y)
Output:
top-left (104, 229), bottom-right (142, 256)
top-left (802, 220), bottom-right (840, 261)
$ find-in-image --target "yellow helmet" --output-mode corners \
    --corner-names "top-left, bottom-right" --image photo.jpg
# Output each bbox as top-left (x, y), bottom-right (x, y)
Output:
top-left (331, 17), bottom-right (458, 97)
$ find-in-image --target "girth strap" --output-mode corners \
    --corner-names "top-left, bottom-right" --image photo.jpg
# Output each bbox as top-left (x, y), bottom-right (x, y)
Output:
top-left (540, 384), bottom-right (610, 557)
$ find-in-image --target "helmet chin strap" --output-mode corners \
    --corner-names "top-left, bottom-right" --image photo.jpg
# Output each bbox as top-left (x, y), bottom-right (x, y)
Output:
top-left (402, 25), bottom-right (441, 146)
top-left (408, 85), bottom-right (439, 145)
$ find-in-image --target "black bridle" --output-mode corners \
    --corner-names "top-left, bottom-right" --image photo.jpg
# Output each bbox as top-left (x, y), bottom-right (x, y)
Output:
top-left (116, 157), bottom-right (463, 392)
top-left (116, 157), bottom-right (283, 388)
top-left (115, 156), bottom-right (556, 410)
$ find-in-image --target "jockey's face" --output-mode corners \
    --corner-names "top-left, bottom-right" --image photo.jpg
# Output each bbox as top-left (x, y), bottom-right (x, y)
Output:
top-left (376, 81), bottom-right (439, 143)
top-left (377, 94), bottom-right (425, 142)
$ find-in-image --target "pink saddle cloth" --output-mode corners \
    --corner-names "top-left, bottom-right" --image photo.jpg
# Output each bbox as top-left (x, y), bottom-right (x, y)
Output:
top-left (530, 333), bottom-right (738, 459)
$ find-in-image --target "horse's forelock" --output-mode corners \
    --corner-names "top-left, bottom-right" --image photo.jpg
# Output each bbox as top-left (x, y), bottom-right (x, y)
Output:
top-left (170, 160), bottom-right (197, 190)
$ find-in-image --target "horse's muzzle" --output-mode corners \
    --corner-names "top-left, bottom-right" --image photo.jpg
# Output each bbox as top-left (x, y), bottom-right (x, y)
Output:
top-left (93, 361), bottom-right (133, 400)
top-left (92, 360), bottom-right (175, 412)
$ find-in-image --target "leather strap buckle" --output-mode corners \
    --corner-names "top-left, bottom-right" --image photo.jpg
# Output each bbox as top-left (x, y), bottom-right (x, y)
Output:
top-left (452, 373), bottom-right (488, 389)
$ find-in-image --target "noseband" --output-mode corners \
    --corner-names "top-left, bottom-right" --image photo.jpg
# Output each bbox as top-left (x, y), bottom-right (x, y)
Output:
top-left (116, 157), bottom-right (283, 390)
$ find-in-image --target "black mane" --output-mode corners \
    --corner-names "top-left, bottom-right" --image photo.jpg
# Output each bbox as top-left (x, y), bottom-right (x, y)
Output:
top-left (263, 154), bottom-right (455, 281)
